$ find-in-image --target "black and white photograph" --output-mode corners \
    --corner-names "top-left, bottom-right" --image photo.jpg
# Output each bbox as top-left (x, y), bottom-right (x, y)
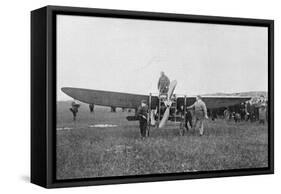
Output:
top-left (56, 13), bottom-right (270, 180)
top-left (1, 0), bottom-right (281, 192)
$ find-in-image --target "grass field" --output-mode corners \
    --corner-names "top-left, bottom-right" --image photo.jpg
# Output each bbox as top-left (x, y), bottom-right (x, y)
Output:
top-left (56, 101), bottom-right (268, 180)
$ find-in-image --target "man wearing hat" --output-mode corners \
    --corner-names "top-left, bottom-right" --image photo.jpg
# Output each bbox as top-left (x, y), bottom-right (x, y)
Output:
top-left (187, 95), bottom-right (208, 136)
top-left (137, 100), bottom-right (149, 138)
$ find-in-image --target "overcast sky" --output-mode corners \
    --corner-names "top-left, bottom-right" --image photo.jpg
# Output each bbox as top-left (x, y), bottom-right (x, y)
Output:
top-left (57, 15), bottom-right (268, 101)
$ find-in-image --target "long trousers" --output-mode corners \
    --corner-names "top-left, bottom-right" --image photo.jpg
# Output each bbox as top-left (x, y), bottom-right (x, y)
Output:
top-left (185, 112), bottom-right (193, 130)
top-left (70, 108), bottom-right (77, 121)
top-left (193, 118), bottom-right (204, 135)
top-left (139, 119), bottom-right (147, 137)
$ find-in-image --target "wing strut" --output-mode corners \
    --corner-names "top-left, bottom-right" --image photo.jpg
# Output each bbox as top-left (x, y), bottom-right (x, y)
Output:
top-left (147, 93), bottom-right (152, 137)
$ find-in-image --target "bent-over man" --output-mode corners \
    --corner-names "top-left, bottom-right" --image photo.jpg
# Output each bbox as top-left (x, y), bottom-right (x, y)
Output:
top-left (70, 101), bottom-right (80, 121)
top-left (137, 100), bottom-right (149, 138)
top-left (187, 95), bottom-right (208, 136)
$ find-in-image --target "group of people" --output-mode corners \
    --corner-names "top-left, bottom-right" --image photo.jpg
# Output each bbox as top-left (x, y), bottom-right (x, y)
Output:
top-left (137, 71), bottom-right (209, 138)
top-left (222, 96), bottom-right (268, 124)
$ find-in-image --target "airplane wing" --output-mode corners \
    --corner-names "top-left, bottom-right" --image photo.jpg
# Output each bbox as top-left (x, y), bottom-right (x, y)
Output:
top-left (62, 87), bottom-right (251, 110)
top-left (61, 87), bottom-right (159, 109)
top-left (176, 96), bottom-right (251, 109)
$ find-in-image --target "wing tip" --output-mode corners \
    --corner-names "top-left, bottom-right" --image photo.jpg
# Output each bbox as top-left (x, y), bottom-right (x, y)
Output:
top-left (61, 87), bottom-right (67, 93)
top-left (61, 87), bottom-right (74, 95)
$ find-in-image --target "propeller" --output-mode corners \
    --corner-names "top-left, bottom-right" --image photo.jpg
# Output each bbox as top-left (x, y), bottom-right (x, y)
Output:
top-left (150, 109), bottom-right (156, 126)
top-left (158, 80), bottom-right (177, 128)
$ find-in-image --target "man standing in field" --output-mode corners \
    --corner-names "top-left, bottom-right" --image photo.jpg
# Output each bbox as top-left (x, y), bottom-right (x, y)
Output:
top-left (187, 95), bottom-right (208, 136)
top-left (258, 103), bottom-right (267, 124)
top-left (157, 71), bottom-right (170, 95)
top-left (257, 96), bottom-right (267, 125)
top-left (137, 100), bottom-right (149, 138)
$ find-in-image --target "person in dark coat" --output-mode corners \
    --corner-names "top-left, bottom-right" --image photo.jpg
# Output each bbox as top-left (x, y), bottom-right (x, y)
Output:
top-left (137, 100), bottom-right (149, 138)
top-left (89, 104), bottom-right (94, 113)
top-left (157, 71), bottom-right (170, 95)
top-left (70, 101), bottom-right (80, 121)
top-left (179, 105), bottom-right (193, 130)
top-left (240, 103), bottom-right (246, 121)
top-left (111, 106), bottom-right (116, 112)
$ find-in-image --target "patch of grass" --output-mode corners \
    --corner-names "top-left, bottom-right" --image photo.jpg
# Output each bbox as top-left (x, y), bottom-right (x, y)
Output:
top-left (56, 102), bottom-right (268, 179)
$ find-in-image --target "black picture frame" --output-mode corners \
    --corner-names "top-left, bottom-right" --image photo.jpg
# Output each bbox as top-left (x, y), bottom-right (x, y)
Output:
top-left (31, 5), bottom-right (274, 188)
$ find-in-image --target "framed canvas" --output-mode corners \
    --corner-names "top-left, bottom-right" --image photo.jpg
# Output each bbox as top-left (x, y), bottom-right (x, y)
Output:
top-left (31, 5), bottom-right (274, 188)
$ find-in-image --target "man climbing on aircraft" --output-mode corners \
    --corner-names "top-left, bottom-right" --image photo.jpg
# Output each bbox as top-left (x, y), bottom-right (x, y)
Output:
top-left (187, 95), bottom-right (208, 136)
top-left (137, 100), bottom-right (149, 138)
top-left (157, 71), bottom-right (170, 95)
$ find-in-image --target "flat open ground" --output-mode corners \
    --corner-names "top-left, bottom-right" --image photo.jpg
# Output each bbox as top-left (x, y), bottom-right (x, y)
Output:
top-left (56, 101), bottom-right (268, 180)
